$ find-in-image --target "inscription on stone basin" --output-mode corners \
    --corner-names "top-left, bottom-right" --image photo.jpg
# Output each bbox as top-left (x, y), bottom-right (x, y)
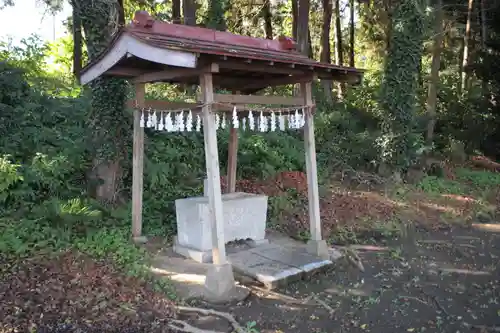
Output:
top-left (175, 192), bottom-right (268, 252)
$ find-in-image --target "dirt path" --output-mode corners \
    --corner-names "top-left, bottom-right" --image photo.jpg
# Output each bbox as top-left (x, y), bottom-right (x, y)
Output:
top-left (187, 227), bottom-right (500, 333)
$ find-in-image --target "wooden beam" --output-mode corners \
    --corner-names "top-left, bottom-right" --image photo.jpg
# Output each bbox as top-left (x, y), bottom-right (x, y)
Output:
top-left (126, 99), bottom-right (202, 110)
top-left (301, 81), bottom-right (328, 259)
top-left (200, 93), bottom-right (303, 106)
top-left (106, 67), bottom-right (149, 76)
top-left (218, 59), bottom-right (308, 75)
top-left (200, 72), bottom-right (228, 265)
top-left (227, 128), bottom-right (238, 193)
top-left (133, 63), bottom-right (219, 84)
top-left (226, 90), bottom-right (240, 194)
top-left (132, 83), bottom-right (145, 241)
top-left (241, 74), bottom-right (315, 92)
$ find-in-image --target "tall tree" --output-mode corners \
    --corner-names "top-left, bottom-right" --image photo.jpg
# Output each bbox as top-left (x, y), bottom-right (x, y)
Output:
top-left (379, 0), bottom-right (425, 170)
top-left (460, 0), bottom-right (474, 93)
top-left (333, 0), bottom-right (344, 98)
top-left (296, 0), bottom-right (310, 55)
top-left (71, 1), bottom-right (82, 79)
top-left (292, 0), bottom-right (298, 41)
top-left (183, 0), bottom-right (197, 26)
top-left (172, 0), bottom-right (181, 23)
top-left (75, 0), bottom-right (130, 204)
top-left (425, 0), bottom-right (444, 144)
top-left (262, 0), bottom-right (273, 39)
top-left (320, 0), bottom-right (333, 101)
top-left (349, 0), bottom-right (355, 67)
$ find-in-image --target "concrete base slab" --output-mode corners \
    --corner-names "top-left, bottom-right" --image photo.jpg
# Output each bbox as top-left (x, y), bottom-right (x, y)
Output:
top-left (229, 250), bottom-right (303, 289)
top-left (132, 236), bottom-right (148, 244)
top-left (229, 242), bottom-right (333, 289)
top-left (204, 263), bottom-right (239, 303)
top-left (151, 248), bottom-right (249, 303)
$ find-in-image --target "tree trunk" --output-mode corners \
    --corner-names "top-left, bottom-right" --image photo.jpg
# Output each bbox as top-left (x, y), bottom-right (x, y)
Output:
top-left (480, 0), bottom-right (487, 92)
top-left (183, 0), bottom-right (197, 26)
top-left (480, 0), bottom-right (486, 43)
top-left (382, 0), bottom-right (393, 55)
top-left (172, 0), bottom-right (181, 23)
top-left (425, 0), bottom-right (444, 144)
top-left (349, 0), bottom-right (355, 67)
top-left (321, 0), bottom-right (333, 102)
top-left (379, 0), bottom-right (425, 170)
top-left (292, 0), bottom-right (298, 41)
top-left (77, 0), bottom-right (129, 205)
top-left (460, 0), bottom-right (474, 93)
top-left (333, 0), bottom-right (344, 98)
top-left (72, 1), bottom-right (82, 79)
top-left (262, 0), bottom-right (273, 39)
top-left (296, 0), bottom-right (310, 55)
top-left (117, 0), bottom-right (125, 25)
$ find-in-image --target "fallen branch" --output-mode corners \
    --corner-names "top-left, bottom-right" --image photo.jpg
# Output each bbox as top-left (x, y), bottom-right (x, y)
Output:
top-left (430, 295), bottom-right (450, 317)
top-left (175, 305), bottom-right (246, 333)
top-left (168, 319), bottom-right (225, 333)
top-left (340, 247), bottom-right (365, 272)
top-left (464, 322), bottom-right (500, 332)
top-left (248, 285), bottom-right (300, 303)
top-left (311, 294), bottom-right (335, 316)
top-left (397, 295), bottom-right (428, 305)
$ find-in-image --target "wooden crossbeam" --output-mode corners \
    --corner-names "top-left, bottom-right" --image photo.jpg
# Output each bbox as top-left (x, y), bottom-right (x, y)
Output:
top-left (196, 93), bottom-right (303, 106)
top-left (133, 64), bottom-right (219, 83)
top-left (106, 67), bottom-right (149, 76)
top-left (241, 74), bottom-right (315, 92)
top-left (217, 59), bottom-right (308, 75)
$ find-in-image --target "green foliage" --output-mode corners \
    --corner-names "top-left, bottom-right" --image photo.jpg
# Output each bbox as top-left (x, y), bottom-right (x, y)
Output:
top-left (206, 0), bottom-right (227, 30)
top-left (416, 176), bottom-right (466, 195)
top-left (454, 168), bottom-right (500, 189)
top-left (378, 0), bottom-right (426, 170)
top-left (416, 169), bottom-right (500, 196)
top-left (0, 156), bottom-right (22, 203)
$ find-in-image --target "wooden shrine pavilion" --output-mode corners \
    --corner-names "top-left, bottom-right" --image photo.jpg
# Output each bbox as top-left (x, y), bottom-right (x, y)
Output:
top-left (80, 10), bottom-right (364, 299)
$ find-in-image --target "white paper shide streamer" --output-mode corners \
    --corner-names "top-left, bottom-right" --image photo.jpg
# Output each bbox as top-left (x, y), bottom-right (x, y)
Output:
top-left (138, 106), bottom-right (307, 132)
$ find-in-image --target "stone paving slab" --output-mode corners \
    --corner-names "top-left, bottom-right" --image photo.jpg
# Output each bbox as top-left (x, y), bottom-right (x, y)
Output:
top-left (228, 250), bottom-right (302, 289)
top-left (248, 243), bottom-right (333, 272)
top-left (228, 243), bottom-right (333, 289)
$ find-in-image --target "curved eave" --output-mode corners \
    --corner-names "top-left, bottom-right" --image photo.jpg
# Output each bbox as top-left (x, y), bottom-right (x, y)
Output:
top-left (79, 33), bottom-right (198, 85)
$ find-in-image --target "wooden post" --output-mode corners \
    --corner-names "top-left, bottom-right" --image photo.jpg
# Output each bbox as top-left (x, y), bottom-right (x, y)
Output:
top-left (227, 128), bottom-right (238, 193)
top-left (301, 82), bottom-right (328, 258)
top-left (226, 90), bottom-right (240, 193)
top-left (200, 72), bottom-right (228, 265)
top-left (132, 83), bottom-right (145, 241)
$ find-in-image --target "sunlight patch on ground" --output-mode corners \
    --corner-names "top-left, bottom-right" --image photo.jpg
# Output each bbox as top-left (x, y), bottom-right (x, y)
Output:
top-left (416, 201), bottom-right (461, 215)
top-left (150, 267), bottom-right (206, 285)
top-left (471, 223), bottom-right (500, 232)
top-left (441, 194), bottom-right (479, 203)
top-left (438, 267), bottom-right (491, 276)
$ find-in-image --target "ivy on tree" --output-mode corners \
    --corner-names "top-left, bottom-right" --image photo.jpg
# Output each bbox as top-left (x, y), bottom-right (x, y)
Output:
top-left (378, 0), bottom-right (426, 171)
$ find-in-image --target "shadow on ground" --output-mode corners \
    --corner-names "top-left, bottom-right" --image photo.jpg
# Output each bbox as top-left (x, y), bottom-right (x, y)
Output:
top-left (187, 227), bottom-right (500, 333)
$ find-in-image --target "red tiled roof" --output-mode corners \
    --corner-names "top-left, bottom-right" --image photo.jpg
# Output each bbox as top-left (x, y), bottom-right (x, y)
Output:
top-left (80, 11), bottom-right (363, 82)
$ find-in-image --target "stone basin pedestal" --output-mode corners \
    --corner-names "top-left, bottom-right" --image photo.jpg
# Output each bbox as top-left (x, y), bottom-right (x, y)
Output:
top-left (174, 191), bottom-right (268, 263)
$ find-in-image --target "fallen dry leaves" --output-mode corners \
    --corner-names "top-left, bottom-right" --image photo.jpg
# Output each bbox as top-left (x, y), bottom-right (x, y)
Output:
top-left (0, 252), bottom-right (175, 332)
top-left (219, 167), bottom-right (496, 239)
